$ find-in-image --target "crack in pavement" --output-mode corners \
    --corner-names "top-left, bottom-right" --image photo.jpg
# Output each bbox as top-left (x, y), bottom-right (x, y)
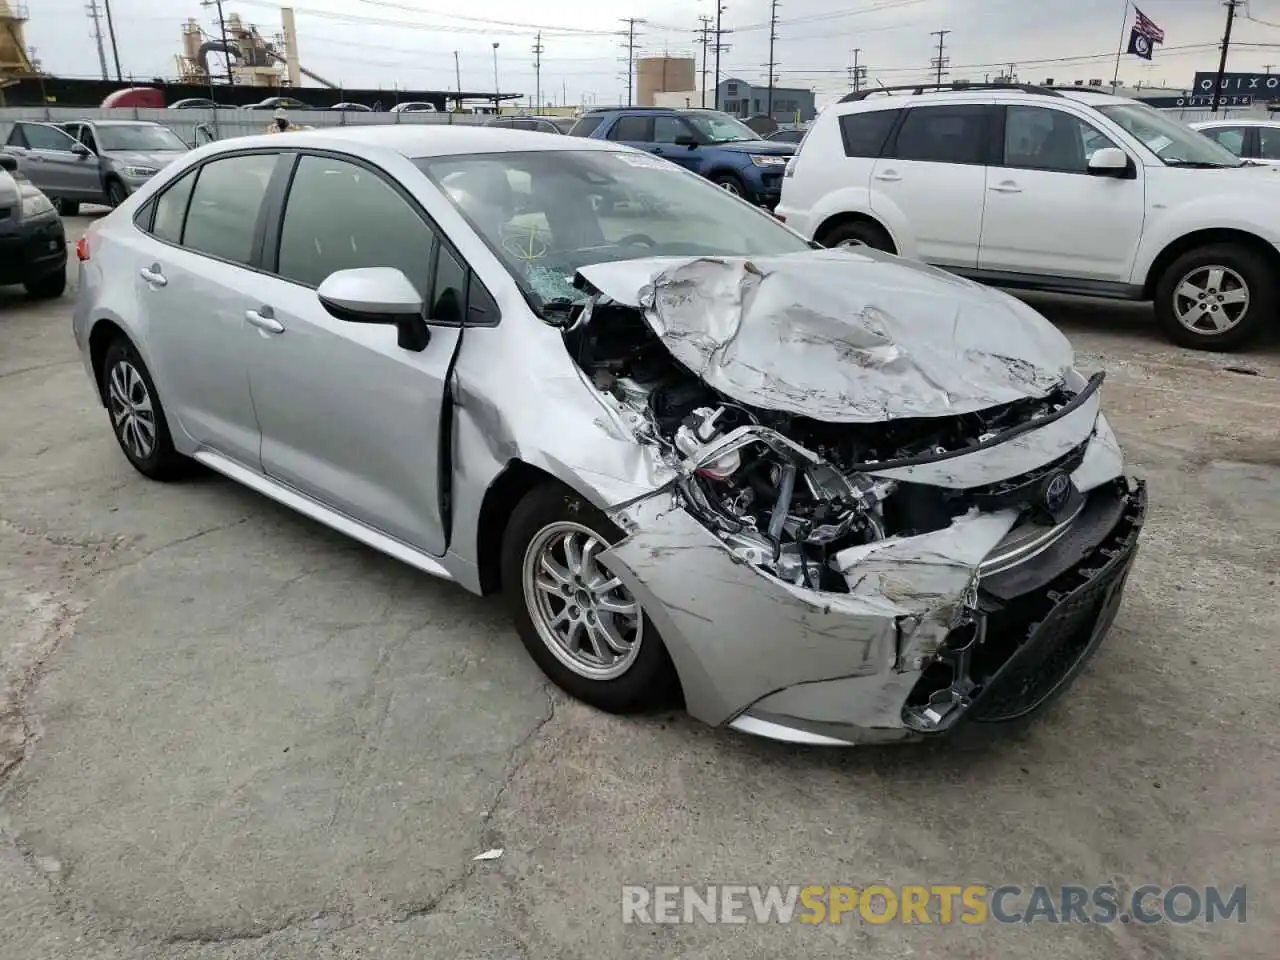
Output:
top-left (0, 359), bottom-right (81, 381)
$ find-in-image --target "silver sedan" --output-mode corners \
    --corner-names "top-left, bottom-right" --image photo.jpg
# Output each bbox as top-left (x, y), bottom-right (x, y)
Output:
top-left (72, 125), bottom-right (1146, 745)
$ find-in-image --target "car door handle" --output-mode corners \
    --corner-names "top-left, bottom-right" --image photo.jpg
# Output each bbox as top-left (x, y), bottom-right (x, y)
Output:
top-left (138, 266), bottom-right (167, 287)
top-left (989, 181), bottom-right (1022, 193)
top-left (874, 170), bottom-right (901, 181)
top-left (246, 307), bottom-right (284, 334)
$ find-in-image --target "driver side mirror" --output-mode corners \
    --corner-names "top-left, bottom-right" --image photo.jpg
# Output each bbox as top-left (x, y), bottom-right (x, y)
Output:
top-left (317, 267), bottom-right (430, 351)
top-left (71, 142), bottom-right (93, 157)
top-left (1087, 147), bottom-right (1129, 177)
top-left (673, 133), bottom-right (699, 148)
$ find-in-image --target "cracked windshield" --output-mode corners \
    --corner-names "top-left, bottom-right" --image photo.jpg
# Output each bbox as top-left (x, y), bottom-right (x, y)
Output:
top-left (417, 149), bottom-right (810, 309)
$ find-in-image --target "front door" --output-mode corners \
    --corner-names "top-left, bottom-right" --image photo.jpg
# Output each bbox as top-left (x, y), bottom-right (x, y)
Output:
top-left (128, 151), bottom-right (281, 465)
top-left (242, 153), bottom-right (461, 555)
top-left (869, 103), bottom-right (993, 267)
top-left (977, 105), bottom-right (1146, 282)
top-left (651, 115), bottom-right (702, 171)
top-left (6, 122), bottom-right (92, 199)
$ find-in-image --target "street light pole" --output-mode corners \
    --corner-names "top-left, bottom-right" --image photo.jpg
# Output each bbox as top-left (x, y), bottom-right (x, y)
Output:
top-left (492, 42), bottom-right (500, 112)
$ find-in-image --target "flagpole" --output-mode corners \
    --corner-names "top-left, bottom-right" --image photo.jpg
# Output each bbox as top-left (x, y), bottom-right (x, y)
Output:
top-left (1111, 0), bottom-right (1130, 92)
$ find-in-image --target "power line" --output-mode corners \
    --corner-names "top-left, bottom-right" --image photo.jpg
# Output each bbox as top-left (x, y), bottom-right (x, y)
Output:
top-left (930, 28), bottom-right (950, 85)
top-left (532, 31), bottom-right (543, 109)
top-left (695, 16), bottom-right (713, 107)
top-left (619, 18), bottom-right (643, 106)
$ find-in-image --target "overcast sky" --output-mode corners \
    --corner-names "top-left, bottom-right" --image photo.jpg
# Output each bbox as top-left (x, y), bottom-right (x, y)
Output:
top-left (23, 0), bottom-right (1280, 105)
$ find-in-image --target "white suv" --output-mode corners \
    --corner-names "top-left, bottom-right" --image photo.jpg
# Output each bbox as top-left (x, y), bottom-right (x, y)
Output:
top-left (777, 83), bottom-right (1280, 350)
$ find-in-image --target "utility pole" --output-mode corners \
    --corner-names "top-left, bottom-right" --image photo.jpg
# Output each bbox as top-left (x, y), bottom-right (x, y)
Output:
top-left (695, 16), bottom-right (712, 107)
top-left (100, 0), bottom-right (122, 81)
top-left (849, 47), bottom-right (864, 92)
top-left (492, 42), bottom-right (500, 110)
top-left (766, 0), bottom-right (780, 116)
top-left (619, 18), bottom-right (642, 107)
top-left (201, 0), bottom-right (233, 86)
top-left (85, 0), bottom-right (110, 81)
top-left (453, 51), bottom-right (462, 93)
top-left (1211, 0), bottom-right (1239, 114)
top-left (930, 29), bottom-right (950, 86)
top-left (712, 1), bottom-right (732, 110)
top-left (532, 31), bottom-right (544, 109)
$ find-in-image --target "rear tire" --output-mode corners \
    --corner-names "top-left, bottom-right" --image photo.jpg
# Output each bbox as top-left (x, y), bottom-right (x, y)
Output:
top-left (818, 218), bottom-right (896, 253)
top-left (24, 271), bottom-right (66, 300)
top-left (100, 338), bottom-right (190, 481)
top-left (1154, 243), bottom-right (1274, 351)
top-left (500, 482), bottom-right (679, 714)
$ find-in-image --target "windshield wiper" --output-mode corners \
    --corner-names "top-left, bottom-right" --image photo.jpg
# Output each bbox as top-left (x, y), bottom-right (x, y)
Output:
top-left (1164, 159), bottom-right (1240, 169)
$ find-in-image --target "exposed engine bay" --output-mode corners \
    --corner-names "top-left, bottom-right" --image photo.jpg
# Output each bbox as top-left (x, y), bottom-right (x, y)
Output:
top-left (564, 297), bottom-right (1079, 590)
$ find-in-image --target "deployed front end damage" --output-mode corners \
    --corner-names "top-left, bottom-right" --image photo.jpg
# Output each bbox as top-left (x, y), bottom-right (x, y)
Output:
top-left (560, 250), bottom-right (1146, 745)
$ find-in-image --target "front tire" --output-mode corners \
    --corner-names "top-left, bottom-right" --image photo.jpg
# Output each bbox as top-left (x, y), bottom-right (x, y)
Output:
top-left (100, 338), bottom-right (189, 481)
top-left (24, 271), bottom-right (66, 300)
top-left (711, 173), bottom-right (749, 200)
top-left (105, 179), bottom-right (128, 208)
top-left (1154, 243), bottom-right (1274, 350)
top-left (500, 483), bottom-right (679, 714)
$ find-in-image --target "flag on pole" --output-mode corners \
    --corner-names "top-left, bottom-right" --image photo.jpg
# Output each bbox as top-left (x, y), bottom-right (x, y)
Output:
top-left (1127, 6), bottom-right (1165, 61)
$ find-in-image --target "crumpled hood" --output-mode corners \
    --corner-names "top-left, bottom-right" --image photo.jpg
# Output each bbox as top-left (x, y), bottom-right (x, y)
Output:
top-left (576, 248), bottom-right (1075, 423)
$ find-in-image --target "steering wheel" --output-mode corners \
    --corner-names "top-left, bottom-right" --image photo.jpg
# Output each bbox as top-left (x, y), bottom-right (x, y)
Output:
top-left (616, 233), bottom-right (657, 248)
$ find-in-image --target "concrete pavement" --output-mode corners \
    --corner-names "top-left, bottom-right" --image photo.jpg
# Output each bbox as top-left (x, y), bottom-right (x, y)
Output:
top-left (0, 215), bottom-right (1277, 958)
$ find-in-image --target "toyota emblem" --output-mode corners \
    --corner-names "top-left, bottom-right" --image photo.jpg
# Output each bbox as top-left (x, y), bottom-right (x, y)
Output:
top-left (1042, 471), bottom-right (1071, 513)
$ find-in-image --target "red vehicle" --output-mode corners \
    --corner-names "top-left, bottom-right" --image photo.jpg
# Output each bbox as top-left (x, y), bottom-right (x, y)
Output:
top-left (100, 88), bottom-right (165, 109)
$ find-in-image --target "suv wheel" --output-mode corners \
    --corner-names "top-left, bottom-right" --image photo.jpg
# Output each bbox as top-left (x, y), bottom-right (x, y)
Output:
top-left (500, 483), bottom-right (679, 714)
top-left (1155, 244), bottom-right (1274, 350)
top-left (100, 338), bottom-right (189, 481)
top-left (711, 173), bottom-right (748, 198)
top-left (106, 179), bottom-right (128, 208)
top-left (819, 219), bottom-right (895, 253)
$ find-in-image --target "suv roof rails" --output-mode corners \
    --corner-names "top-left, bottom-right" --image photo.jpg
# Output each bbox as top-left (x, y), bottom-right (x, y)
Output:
top-left (583, 105), bottom-right (718, 113)
top-left (838, 82), bottom-right (1064, 104)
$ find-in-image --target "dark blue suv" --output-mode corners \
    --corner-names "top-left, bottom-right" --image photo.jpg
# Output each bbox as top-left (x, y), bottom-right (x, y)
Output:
top-left (567, 107), bottom-right (796, 207)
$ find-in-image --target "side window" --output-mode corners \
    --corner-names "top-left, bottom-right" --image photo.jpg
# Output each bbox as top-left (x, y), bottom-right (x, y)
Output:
top-left (838, 109), bottom-right (901, 158)
top-left (151, 169), bottom-right (199, 244)
top-left (608, 116), bottom-right (654, 141)
top-left (653, 115), bottom-right (689, 143)
top-left (276, 154), bottom-right (434, 294)
top-left (1200, 125), bottom-right (1246, 157)
top-left (5, 124), bottom-right (26, 147)
top-left (567, 115), bottom-right (603, 137)
top-left (888, 105), bottom-right (989, 165)
top-left (18, 123), bottom-right (77, 152)
top-left (74, 125), bottom-right (98, 152)
top-left (182, 153), bottom-right (278, 265)
top-left (1258, 127), bottom-right (1280, 161)
top-left (431, 244), bottom-right (467, 324)
top-left (1002, 106), bottom-right (1117, 174)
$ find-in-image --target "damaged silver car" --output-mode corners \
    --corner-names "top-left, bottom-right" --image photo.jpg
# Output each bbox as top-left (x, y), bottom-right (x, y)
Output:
top-left (73, 127), bottom-right (1146, 745)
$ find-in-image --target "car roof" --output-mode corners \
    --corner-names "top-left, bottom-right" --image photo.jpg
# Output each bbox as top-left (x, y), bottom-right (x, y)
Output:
top-left (65, 119), bottom-right (164, 127)
top-left (203, 123), bottom-right (629, 159)
top-left (836, 87), bottom-right (1140, 111)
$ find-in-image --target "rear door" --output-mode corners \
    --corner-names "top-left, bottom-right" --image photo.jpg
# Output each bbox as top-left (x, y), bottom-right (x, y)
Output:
top-left (237, 151), bottom-right (470, 555)
top-left (129, 150), bottom-right (282, 465)
top-left (604, 114), bottom-right (656, 153)
top-left (869, 103), bottom-right (994, 266)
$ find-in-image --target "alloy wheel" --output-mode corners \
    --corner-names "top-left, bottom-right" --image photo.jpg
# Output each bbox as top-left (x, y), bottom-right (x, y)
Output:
top-left (107, 359), bottom-right (157, 460)
top-left (1172, 265), bottom-right (1250, 335)
top-left (718, 179), bottom-right (742, 196)
top-left (522, 520), bottom-right (643, 681)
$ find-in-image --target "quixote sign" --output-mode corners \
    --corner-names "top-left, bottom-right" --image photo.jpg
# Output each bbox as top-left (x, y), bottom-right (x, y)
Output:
top-left (1189, 71), bottom-right (1280, 104)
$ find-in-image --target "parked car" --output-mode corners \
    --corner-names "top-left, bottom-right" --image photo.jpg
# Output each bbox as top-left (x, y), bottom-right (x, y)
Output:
top-left (568, 106), bottom-right (796, 207)
top-left (243, 97), bottom-right (310, 111)
top-left (2, 119), bottom-right (189, 215)
top-left (169, 98), bottom-right (219, 110)
top-left (487, 115), bottom-right (572, 134)
top-left (777, 82), bottom-right (1280, 350)
top-left (331, 102), bottom-right (373, 112)
top-left (390, 101), bottom-right (438, 113)
top-left (767, 128), bottom-right (807, 143)
top-left (0, 153), bottom-right (66, 299)
top-left (72, 124), bottom-right (1146, 746)
top-left (1189, 118), bottom-right (1280, 164)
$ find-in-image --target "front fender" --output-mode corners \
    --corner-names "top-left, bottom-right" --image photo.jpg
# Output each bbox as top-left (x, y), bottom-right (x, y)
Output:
top-left (1131, 195), bottom-right (1280, 285)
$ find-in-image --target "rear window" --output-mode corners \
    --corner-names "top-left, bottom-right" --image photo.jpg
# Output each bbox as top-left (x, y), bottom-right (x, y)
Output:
top-left (838, 109), bottom-right (901, 158)
top-left (567, 115), bottom-right (604, 137)
top-left (887, 105), bottom-right (989, 165)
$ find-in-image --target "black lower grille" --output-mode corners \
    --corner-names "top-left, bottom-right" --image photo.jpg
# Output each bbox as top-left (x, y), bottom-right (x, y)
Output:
top-left (966, 478), bottom-right (1145, 722)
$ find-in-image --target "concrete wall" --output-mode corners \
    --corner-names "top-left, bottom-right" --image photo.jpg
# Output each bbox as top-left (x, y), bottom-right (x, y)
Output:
top-left (0, 106), bottom-right (493, 147)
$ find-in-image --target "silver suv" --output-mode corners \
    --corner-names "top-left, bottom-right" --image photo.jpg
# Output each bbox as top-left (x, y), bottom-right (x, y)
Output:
top-left (2, 119), bottom-right (189, 215)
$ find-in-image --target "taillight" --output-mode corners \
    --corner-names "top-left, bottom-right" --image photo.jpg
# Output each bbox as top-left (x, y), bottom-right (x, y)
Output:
top-left (76, 236), bottom-right (90, 261)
